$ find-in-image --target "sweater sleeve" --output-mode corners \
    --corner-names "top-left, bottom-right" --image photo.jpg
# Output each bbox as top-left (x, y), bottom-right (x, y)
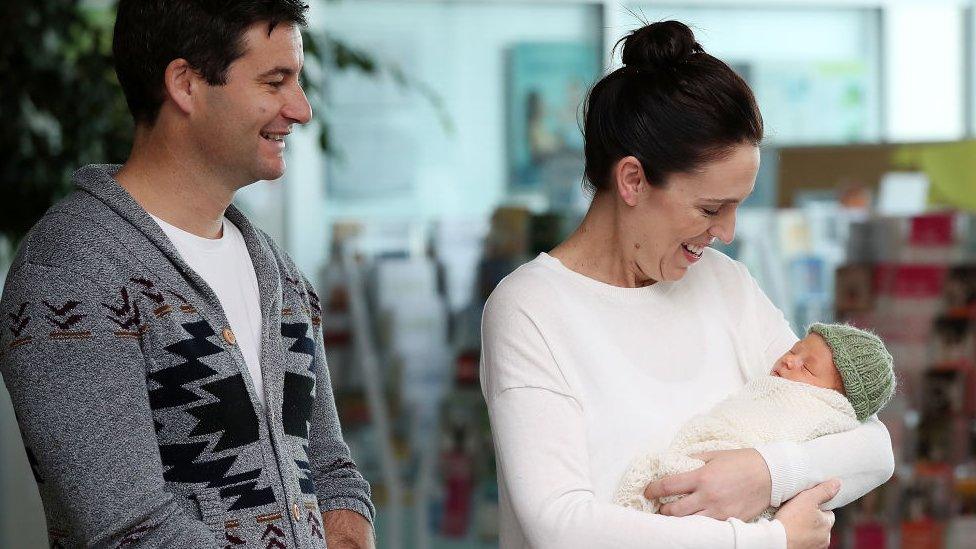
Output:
top-left (301, 275), bottom-right (375, 522)
top-left (756, 417), bottom-right (895, 508)
top-left (0, 263), bottom-right (220, 548)
top-left (739, 262), bottom-right (896, 508)
top-left (480, 286), bottom-right (786, 549)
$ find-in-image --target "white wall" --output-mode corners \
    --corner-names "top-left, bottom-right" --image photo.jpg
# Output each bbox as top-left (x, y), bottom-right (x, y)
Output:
top-left (0, 242), bottom-right (46, 548)
top-left (0, 384), bottom-right (46, 548)
top-left (971, 4), bottom-right (976, 136)
top-left (884, 4), bottom-right (966, 141)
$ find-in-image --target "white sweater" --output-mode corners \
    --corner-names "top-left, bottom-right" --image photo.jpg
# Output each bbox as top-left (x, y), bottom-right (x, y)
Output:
top-left (614, 376), bottom-right (861, 518)
top-left (480, 250), bottom-right (894, 549)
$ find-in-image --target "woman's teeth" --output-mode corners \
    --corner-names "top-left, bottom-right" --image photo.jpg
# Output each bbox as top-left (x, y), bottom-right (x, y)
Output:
top-left (682, 243), bottom-right (704, 257)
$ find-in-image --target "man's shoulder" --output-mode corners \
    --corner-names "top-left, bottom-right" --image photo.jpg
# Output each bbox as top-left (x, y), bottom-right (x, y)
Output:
top-left (10, 191), bottom-right (133, 285)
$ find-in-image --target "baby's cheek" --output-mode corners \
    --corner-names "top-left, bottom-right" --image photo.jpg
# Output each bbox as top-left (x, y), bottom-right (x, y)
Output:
top-left (779, 370), bottom-right (801, 382)
top-left (829, 367), bottom-right (845, 392)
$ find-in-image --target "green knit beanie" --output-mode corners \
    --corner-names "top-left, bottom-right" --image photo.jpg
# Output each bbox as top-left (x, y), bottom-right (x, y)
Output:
top-left (807, 323), bottom-right (896, 421)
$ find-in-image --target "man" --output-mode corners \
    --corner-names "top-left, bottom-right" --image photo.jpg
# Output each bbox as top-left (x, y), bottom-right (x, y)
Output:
top-left (0, 1), bottom-right (375, 547)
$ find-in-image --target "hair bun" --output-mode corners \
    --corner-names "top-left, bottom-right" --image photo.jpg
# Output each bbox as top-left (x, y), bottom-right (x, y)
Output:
top-left (621, 20), bottom-right (703, 69)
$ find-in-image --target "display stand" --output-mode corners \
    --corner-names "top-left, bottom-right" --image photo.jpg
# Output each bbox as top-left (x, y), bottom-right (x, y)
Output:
top-left (339, 244), bottom-right (404, 549)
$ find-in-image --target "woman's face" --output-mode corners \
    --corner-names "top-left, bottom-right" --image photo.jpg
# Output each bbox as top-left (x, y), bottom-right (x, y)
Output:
top-left (628, 143), bottom-right (759, 282)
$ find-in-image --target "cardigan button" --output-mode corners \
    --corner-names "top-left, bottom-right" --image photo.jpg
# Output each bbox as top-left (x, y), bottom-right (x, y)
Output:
top-left (222, 327), bottom-right (237, 346)
top-left (292, 502), bottom-right (301, 521)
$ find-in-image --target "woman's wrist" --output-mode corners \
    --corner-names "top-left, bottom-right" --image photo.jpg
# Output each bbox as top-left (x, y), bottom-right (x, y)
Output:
top-left (755, 441), bottom-right (811, 507)
top-left (728, 516), bottom-right (788, 549)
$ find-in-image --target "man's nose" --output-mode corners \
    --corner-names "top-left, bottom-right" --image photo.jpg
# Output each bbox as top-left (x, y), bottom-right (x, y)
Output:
top-left (283, 84), bottom-right (313, 124)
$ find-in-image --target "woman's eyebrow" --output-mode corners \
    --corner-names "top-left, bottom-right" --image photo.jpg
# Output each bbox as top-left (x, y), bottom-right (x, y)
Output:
top-left (699, 197), bottom-right (741, 205)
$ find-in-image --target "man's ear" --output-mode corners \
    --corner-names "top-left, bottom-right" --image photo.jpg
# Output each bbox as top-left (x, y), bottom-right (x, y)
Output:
top-left (163, 58), bottom-right (202, 116)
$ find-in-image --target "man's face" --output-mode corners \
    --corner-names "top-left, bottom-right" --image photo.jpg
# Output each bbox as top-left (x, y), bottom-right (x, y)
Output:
top-left (192, 22), bottom-right (312, 186)
top-left (771, 333), bottom-right (845, 393)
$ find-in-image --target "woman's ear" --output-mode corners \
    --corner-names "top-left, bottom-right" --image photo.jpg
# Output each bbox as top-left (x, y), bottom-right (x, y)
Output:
top-left (613, 156), bottom-right (646, 207)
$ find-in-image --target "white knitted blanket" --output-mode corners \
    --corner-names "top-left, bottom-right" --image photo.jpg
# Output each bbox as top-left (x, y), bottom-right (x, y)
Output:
top-left (613, 375), bottom-right (859, 519)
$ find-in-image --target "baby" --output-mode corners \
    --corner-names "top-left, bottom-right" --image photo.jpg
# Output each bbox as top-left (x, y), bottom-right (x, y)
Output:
top-left (614, 323), bottom-right (897, 519)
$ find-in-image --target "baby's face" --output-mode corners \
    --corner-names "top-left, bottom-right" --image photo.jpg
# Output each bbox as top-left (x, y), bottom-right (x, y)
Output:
top-left (771, 333), bottom-right (845, 393)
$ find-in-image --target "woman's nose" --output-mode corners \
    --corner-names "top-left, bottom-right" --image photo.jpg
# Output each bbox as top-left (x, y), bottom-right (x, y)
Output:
top-left (708, 209), bottom-right (737, 244)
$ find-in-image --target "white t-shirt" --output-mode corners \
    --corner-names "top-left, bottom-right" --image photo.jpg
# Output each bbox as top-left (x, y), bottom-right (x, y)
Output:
top-left (150, 214), bottom-right (265, 406)
top-left (480, 249), bottom-right (894, 549)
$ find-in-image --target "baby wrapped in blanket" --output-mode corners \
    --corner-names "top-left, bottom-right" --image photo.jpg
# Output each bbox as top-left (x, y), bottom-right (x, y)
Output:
top-left (614, 323), bottom-right (896, 519)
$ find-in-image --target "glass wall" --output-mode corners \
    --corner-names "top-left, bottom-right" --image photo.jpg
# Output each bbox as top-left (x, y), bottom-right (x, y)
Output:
top-left (630, 4), bottom-right (883, 145)
top-left (312, 0), bottom-right (602, 222)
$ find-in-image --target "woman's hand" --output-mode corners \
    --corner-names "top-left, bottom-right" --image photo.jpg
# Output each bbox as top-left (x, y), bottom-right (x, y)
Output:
top-left (775, 480), bottom-right (841, 549)
top-left (643, 448), bottom-right (771, 520)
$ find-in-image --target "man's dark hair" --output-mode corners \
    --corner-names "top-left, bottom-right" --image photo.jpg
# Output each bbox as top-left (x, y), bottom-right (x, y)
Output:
top-left (112, 0), bottom-right (309, 126)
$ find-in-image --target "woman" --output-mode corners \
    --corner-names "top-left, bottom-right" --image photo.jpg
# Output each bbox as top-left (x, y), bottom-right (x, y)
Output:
top-left (480, 21), bottom-right (894, 549)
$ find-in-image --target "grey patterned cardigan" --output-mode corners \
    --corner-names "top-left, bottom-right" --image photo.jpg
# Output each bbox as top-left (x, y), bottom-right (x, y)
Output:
top-left (0, 164), bottom-right (374, 548)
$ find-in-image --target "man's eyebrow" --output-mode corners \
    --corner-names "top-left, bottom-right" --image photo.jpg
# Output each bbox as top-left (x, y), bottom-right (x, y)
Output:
top-left (257, 67), bottom-right (296, 79)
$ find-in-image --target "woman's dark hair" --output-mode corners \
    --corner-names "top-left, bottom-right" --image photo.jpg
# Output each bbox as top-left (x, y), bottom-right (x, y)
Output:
top-left (112, 0), bottom-right (310, 126)
top-left (583, 20), bottom-right (763, 192)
